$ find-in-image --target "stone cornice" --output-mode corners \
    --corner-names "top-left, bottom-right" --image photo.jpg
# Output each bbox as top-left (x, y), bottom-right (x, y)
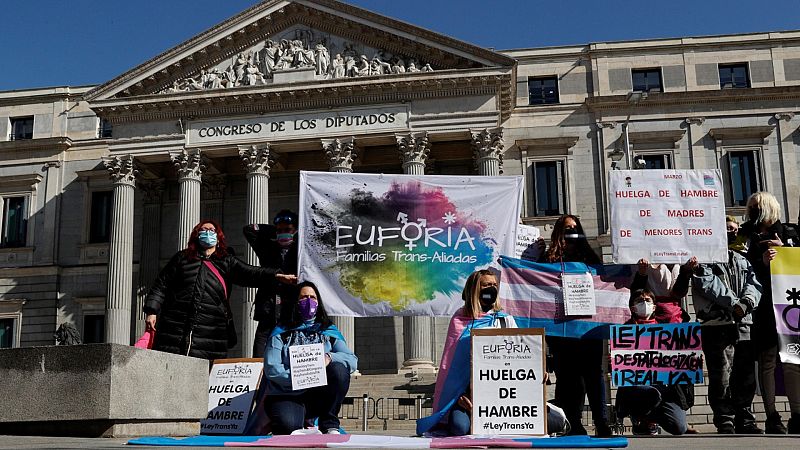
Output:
top-left (627, 130), bottom-right (686, 145)
top-left (84, 0), bottom-right (514, 101)
top-left (0, 87), bottom-right (91, 107)
top-left (0, 173), bottom-right (44, 190)
top-left (587, 86), bottom-right (800, 111)
top-left (90, 69), bottom-right (514, 123)
top-left (708, 125), bottom-right (775, 143)
top-left (0, 137), bottom-right (73, 154)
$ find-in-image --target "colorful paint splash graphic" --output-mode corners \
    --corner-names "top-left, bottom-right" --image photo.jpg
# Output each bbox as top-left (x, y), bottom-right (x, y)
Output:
top-left (309, 181), bottom-right (496, 310)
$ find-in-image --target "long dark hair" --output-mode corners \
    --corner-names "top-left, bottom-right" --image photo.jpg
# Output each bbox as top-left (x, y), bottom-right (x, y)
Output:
top-left (185, 219), bottom-right (229, 260)
top-left (281, 281), bottom-right (333, 330)
top-left (544, 214), bottom-right (600, 264)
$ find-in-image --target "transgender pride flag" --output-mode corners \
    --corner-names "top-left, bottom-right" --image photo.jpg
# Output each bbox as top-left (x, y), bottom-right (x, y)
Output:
top-left (499, 256), bottom-right (632, 339)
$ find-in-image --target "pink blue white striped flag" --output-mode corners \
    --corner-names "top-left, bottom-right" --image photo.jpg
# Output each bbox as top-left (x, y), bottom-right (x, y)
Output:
top-left (498, 256), bottom-right (632, 338)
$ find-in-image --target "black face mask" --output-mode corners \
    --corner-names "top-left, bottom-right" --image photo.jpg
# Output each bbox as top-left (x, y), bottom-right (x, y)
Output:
top-left (749, 207), bottom-right (761, 222)
top-left (479, 286), bottom-right (498, 311)
top-left (727, 232), bottom-right (738, 245)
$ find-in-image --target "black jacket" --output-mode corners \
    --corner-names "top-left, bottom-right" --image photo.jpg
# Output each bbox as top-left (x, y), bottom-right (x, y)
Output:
top-left (242, 224), bottom-right (298, 327)
top-left (143, 250), bottom-right (278, 360)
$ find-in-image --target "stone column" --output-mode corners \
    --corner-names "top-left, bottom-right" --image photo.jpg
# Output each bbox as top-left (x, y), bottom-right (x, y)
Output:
top-left (103, 155), bottom-right (137, 345)
top-left (471, 128), bottom-right (505, 176)
top-left (201, 175), bottom-right (227, 224)
top-left (396, 132), bottom-right (437, 372)
top-left (238, 144), bottom-right (276, 358)
top-left (685, 117), bottom-right (707, 170)
top-left (322, 137), bottom-right (358, 359)
top-left (774, 113), bottom-right (799, 222)
top-left (170, 149), bottom-right (204, 252)
top-left (134, 179), bottom-right (163, 339)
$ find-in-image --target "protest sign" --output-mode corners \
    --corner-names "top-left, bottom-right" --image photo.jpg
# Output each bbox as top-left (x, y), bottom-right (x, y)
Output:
top-left (610, 322), bottom-right (704, 386)
top-left (562, 272), bottom-right (596, 316)
top-left (515, 224), bottom-right (541, 261)
top-left (609, 169), bottom-right (727, 264)
top-left (202, 358), bottom-right (263, 435)
top-left (471, 329), bottom-right (546, 436)
top-left (770, 247), bottom-right (800, 364)
top-left (289, 343), bottom-right (328, 390)
top-left (298, 171), bottom-right (523, 317)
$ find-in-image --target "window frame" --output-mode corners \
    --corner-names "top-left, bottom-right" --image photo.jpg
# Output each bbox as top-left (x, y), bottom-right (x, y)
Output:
top-left (528, 75), bottom-right (560, 105)
top-left (74, 297), bottom-right (105, 344)
top-left (88, 190), bottom-right (113, 244)
top-left (529, 158), bottom-right (568, 217)
top-left (0, 299), bottom-right (25, 349)
top-left (718, 63), bottom-right (750, 89)
top-left (9, 116), bottom-right (34, 141)
top-left (631, 68), bottom-right (663, 93)
top-left (98, 119), bottom-right (113, 139)
top-left (726, 148), bottom-right (762, 207)
top-left (633, 152), bottom-right (673, 170)
top-left (0, 193), bottom-right (31, 248)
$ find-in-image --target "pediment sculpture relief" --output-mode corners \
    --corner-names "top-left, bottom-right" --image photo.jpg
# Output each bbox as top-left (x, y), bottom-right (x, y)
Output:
top-left (159, 26), bottom-right (434, 94)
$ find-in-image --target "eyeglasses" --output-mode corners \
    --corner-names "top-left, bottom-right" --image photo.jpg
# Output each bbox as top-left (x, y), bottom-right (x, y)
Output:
top-left (200, 226), bottom-right (216, 232)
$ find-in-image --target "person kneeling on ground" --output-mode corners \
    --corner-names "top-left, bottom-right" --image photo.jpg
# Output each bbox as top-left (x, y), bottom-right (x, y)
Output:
top-left (615, 259), bottom-right (695, 436)
top-left (264, 281), bottom-right (358, 435)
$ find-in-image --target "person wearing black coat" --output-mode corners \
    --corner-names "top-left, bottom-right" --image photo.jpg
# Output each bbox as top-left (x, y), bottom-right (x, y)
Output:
top-left (144, 220), bottom-right (296, 360)
top-left (243, 210), bottom-right (299, 358)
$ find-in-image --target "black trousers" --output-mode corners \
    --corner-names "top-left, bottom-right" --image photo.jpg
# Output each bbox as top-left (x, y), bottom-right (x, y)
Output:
top-left (548, 336), bottom-right (609, 431)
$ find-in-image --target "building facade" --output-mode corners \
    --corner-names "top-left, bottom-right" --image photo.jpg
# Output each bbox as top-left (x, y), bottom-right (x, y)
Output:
top-left (2, 0), bottom-right (799, 376)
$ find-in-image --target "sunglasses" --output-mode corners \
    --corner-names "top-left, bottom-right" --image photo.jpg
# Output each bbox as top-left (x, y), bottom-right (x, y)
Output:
top-left (273, 215), bottom-right (295, 225)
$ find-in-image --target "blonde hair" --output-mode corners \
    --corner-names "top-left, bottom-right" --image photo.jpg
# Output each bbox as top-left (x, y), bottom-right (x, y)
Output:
top-left (725, 215), bottom-right (739, 225)
top-left (462, 270), bottom-right (501, 319)
top-left (747, 191), bottom-right (781, 225)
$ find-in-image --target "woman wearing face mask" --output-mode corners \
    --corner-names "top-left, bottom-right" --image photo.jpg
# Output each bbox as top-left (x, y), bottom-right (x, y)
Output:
top-left (538, 215), bottom-right (612, 437)
top-left (143, 220), bottom-right (296, 360)
top-left (264, 281), bottom-right (357, 435)
top-left (739, 192), bottom-right (800, 433)
top-left (614, 289), bottom-right (694, 436)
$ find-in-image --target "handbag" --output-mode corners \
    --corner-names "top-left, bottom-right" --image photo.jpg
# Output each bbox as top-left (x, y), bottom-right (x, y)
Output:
top-left (134, 329), bottom-right (155, 349)
top-left (203, 260), bottom-right (238, 348)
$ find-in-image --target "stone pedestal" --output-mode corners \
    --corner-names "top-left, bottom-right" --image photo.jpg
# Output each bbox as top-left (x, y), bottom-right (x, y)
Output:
top-left (0, 344), bottom-right (208, 437)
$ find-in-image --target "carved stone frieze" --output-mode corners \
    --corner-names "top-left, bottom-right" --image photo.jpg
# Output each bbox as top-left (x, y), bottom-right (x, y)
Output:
top-left (170, 148), bottom-right (205, 180)
top-left (104, 155), bottom-right (138, 186)
top-left (238, 144), bottom-right (276, 176)
top-left (322, 137), bottom-right (357, 172)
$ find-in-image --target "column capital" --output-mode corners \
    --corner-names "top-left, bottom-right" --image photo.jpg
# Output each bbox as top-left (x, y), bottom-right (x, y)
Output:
top-left (685, 117), bottom-right (706, 126)
top-left (139, 179), bottom-right (164, 204)
top-left (471, 127), bottom-right (505, 174)
top-left (322, 137), bottom-right (357, 172)
top-left (238, 144), bottom-right (276, 176)
top-left (170, 148), bottom-right (204, 180)
top-left (775, 112), bottom-right (795, 122)
top-left (104, 154), bottom-right (138, 186)
top-left (396, 132), bottom-right (431, 168)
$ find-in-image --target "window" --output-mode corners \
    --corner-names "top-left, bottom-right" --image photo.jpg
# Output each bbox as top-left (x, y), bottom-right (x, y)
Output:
top-left (719, 63), bottom-right (750, 89)
top-left (10, 117), bottom-right (34, 140)
top-left (728, 150), bottom-right (761, 206)
top-left (632, 68), bottom-right (663, 93)
top-left (1, 196), bottom-right (27, 248)
top-left (99, 119), bottom-right (112, 138)
top-left (83, 315), bottom-right (105, 344)
top-left (635, 154), bottom-right (672, 170)
top-left (528, 76), bottom-right (559, 105)
top-left (89, 191), bottom-right (113, 243)
top-left (0, 318), bottom-right (14, 348)
top-left (531, 160), bottom-right (566, 216)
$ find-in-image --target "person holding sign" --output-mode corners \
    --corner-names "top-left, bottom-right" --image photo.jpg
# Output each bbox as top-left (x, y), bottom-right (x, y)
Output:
top-left (263, 281), bottom-right (358, 435)
top-left (614, 288), bottom-right (694, 436)
top-left (143, 220), bottom-right (297, 360)
top-left (539, 215), bottom-right (612, 437)
top-left (739, 192), bottom-right (800, 434)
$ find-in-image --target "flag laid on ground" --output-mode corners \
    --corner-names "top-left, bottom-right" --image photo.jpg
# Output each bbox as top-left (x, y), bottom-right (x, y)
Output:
top-left (771, 247), bottom-right (800, 364)
top-left (498, 256), bottom-right (632, 339)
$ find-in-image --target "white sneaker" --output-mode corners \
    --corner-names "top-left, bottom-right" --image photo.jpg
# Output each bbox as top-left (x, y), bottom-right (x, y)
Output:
top-left (324, 428), bottom-right (342, 435)
top-left (290, 428), bottom-right (322, 435)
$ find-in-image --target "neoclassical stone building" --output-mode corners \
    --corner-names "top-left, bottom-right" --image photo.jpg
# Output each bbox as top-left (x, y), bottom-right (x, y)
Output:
top-left (2, 0), bottom-right (800, 376)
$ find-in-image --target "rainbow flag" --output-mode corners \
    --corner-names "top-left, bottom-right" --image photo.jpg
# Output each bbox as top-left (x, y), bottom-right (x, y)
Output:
top-left (498, 256), bottom-right (632, 339)
top-left (771, 248), bottom-right (800, 364)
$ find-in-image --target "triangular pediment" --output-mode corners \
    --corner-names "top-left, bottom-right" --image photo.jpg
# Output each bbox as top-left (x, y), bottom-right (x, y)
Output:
top-left (85, 0), bottom-right (515, 101)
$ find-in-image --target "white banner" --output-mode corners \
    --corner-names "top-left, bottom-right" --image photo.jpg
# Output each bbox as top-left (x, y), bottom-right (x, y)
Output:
top-left (515, 224), bottom-right (541, 261)
top-left (298, 171), bottom-right (523, 317)
top-left (202, 360), bottom-right (262, 435)
top-left (610, 169), bottom-right (727, 264)
top-left (471, 329), bottom-right (547, 436)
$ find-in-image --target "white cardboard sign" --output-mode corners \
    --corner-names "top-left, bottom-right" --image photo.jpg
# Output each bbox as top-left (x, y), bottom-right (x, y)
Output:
top-left (201, 359), bottom-right (263, 435)
top-left (289, 343), bottom-right (328, 390)
top-left (471, 329), bottom-right (547, 436)
top-left (515, 224), bottom-right (542, 261)
top-left (562, 272), bottom-right (597, 316)
top-left (610, 169), bottom-right (727, 264)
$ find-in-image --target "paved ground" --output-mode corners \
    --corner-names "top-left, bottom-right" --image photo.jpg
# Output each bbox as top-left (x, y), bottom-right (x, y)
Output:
top-left (1, 434), bottom-right (798, 449)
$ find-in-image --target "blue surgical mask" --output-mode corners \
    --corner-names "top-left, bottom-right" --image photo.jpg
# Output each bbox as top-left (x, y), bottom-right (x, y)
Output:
top-left (198, 230), bottom-right (218, 248)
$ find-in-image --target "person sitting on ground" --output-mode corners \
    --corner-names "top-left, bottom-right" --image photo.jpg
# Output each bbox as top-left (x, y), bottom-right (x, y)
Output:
top-left (615, 277), bottom-right (695, 436)
top-left (264, 281), bottom-right (357, 435)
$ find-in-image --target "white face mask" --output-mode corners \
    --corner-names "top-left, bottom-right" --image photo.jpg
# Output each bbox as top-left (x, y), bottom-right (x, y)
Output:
top-left (633, 301), bottom-right (655, 319)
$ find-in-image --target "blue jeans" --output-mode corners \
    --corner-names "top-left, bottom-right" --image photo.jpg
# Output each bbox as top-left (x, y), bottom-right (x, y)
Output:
top-left (265, 361), bottom-right (350, 434)
top-left (447, 405), bottom-right (471, 436)
top-left (616, 385), bottom-right (688, 435)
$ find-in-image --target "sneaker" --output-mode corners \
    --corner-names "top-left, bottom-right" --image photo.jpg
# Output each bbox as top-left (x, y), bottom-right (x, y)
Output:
top-left (717, 423), bottom-right (735, 434)
top-left (632, 420), bottom-right (659, 436)
top-left (766, 412), bottom-right (787, 434)
top-left (735, 423), bottom-right (764, 434)
top-left (324, 428), bottom-right (342, 435)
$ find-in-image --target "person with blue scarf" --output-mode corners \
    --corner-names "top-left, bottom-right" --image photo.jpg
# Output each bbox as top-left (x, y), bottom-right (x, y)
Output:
top-left (264, 281), bottom-right (358, 435)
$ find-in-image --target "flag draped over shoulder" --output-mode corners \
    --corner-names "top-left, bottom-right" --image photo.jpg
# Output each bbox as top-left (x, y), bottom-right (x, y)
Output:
top-left (499, 256), bottom-right (632, 339)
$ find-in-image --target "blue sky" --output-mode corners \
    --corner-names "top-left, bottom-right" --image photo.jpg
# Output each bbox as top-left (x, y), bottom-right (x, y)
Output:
top-left (2, 0), bottom-right (799, 91)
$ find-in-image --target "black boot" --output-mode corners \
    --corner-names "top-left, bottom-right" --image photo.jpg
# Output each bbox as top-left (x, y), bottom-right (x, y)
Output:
top-left (788, 413), bottom-right (800, 434)
top-left (765, 412), bottom-right (787, 434)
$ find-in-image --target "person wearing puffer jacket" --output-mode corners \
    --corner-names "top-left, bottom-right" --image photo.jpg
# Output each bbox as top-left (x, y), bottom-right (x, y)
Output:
top-left (691, 248), bottom-right (762, 435)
